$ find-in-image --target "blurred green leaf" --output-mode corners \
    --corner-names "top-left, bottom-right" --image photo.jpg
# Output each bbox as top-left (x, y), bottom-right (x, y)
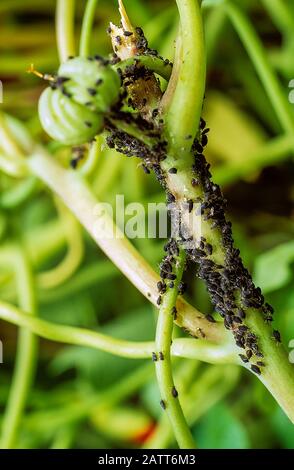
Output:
top-left (193, 402), bottom-right (250, 449)
top-left (254, 241), bottom-right (294, 293)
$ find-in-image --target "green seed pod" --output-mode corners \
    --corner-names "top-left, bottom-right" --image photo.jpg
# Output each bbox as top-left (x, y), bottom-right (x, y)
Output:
top-left (39, 87), bottom-right (104, 146)
top-left (58, 56), bottom-right (121, 113)
top-left (38, 56), bottom-right (121, 145)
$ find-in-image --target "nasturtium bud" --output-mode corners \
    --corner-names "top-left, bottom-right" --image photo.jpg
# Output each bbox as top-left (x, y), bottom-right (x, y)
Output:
top-left (58, 56), bottom-right (121, 113)
top-left (39, 87), bottom-right (104, 146)
top-left (38, 56), bottom-right (121, 145)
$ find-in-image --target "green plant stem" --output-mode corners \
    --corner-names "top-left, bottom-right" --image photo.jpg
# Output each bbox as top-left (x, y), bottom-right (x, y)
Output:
top-left (0, 299), bottom-right (235, 364)
top-left (155, 249), bottom-right (196, 449)
top-left (224, 2), bottom-right (294, 136)
top-left (56, 0), bottom-right (76, 62)
top-left (260, 0), bottom-right (294, 35)
top-left (0, 247), bottom-right (38, 449)
top-left (37, 204), bottom-right (84, 289)
top-left (27, 147), bottom-right (225, 343)
top-left (164, 0), bottom-right (206, 156)
top-left (79, 0), bottom-right (99, 57)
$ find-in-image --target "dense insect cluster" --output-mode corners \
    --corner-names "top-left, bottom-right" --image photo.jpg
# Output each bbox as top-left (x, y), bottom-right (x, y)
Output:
top-left (101, 30), bottom-right (282, 374)
top-left (42, 19), bottom-right (280, 373)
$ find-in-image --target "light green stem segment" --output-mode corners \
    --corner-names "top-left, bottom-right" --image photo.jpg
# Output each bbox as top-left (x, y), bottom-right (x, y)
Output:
top-left (0, 299), bottom-right (236, 364)
top-left (165, 0), bottom-right (206, 156)
top-left (224, 2), bottom-right (294, 136)
top-left (0, 247), bottom-right (38, 449)
top-left (56, 0), bottom-right (76, 62)
top-left (79, 0), bottom-right (99, 57)
top-left (245, 313), bottom-right (294, 424)
top-left (155, 250), bottom-right (196, 449)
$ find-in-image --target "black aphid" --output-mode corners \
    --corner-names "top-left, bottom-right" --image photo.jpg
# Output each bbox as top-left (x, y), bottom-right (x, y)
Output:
top-left (157, 281), bottom-right (166, 294)
top-left (205, 314), bottom-right (216, 323)
top-left (239, 354), bottom-right (249, 363)
top-left (159, 351), bottom-right (164, 361)
top-left (168, 167), bottom-right (177, 174)
top-left (142, 164), bottom-right (150, 174)
top-left (171, 386), bottom-right (178, 398)
top-left (157, 295), bottom-right (162, 305)
top-left (123, 30), bottom-right (133, 36)
top-left (87, 87), bottom-right (97, 96)
top-left (178, 282), bottom-right (187, 295)
top-left (160, 399), bottom-right (166, 410)
top-left (152, 352), bottom-right (158, 362)
top-left (187, 199), bottom-right (193, 213)
top-left (251, 365), bottom-right (261, 375)
top-left (273, 330), bottom-right (281, 343)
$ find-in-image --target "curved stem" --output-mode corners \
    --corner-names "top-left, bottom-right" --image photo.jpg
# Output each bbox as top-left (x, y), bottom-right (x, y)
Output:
top-left (0, 247), bottom-right (38, 449)
top-left (0, 299), bottom-right (235, 363)
top-left (164, 0), bottom-right (206, 156)
top-left (28, 147), bottom-right (225, 343)
top-left (37, 203), bottom-right (84, 289)
top-left (155, 249), bottom-right (196, 449)
top-left (56, 0), bottom-right (76, 62)
top-left (224, 2), bottom-right (294, 136)
top-left (79, 0), bottom-right (99, 57)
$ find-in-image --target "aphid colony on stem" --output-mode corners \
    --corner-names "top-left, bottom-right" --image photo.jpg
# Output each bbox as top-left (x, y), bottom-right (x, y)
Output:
top-left (37, 20), bottom-right (282, 377)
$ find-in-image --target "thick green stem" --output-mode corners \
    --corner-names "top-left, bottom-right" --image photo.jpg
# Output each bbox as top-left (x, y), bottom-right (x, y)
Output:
top-left (28, 147), bottom-right (225, 343)
top-left (0, 247), bottom-right (38, 449)
top-left (164, 0), bottom-right (206, 156)
top-left (155, 249), bottom-right (196, 449)
top-left (79, 0), bottom-right (99, 57)
top-left (0, 299), bottom-right (235, 363)
top-left (56, 0), bottom-right (76, 62)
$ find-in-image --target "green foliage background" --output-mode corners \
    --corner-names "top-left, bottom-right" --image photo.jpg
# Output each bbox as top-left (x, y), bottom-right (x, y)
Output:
top-left (0, 0), bottom-right (293, 449)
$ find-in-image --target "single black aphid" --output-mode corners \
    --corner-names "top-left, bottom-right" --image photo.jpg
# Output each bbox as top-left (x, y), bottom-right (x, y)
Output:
top-left (157, 295), bottom-right (162, 305)
top-left (171, 386), bottom-right (178, 398)
top-left (152, 352), bottom-right (158, 362)
top-left (87, 87), bottom-right (97, 96)
top-left (123, 30), bottom-right (133, 36)
top-left (141, 164), bottom-right (150, 174)
top-left (160, 399), bottom-right (166, 410)
top-left (187, 199), bottom-right (193, 213)
top-left (205, 314), bottom-right (216, 323)
top-left (178, 282), bottom-right (187, 295)
top-left (159, 351), bottom-right (164, 361)
top-left (239, 354), bottom-right (249, 363)
top-left (256, 361), bottom-right (265, 367)
top-left (168, 167), bottom-right (177, 174)
top-left (273, 330), bottom-right (281, 343)
top-left (246, 350), bottom-right (253, 360)
top-left (251, 365), bottom-right (261, 375)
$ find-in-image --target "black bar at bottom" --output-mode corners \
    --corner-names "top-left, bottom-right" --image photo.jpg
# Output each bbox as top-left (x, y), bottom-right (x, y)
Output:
top-left (0, 449), bottom-right (291, 467)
